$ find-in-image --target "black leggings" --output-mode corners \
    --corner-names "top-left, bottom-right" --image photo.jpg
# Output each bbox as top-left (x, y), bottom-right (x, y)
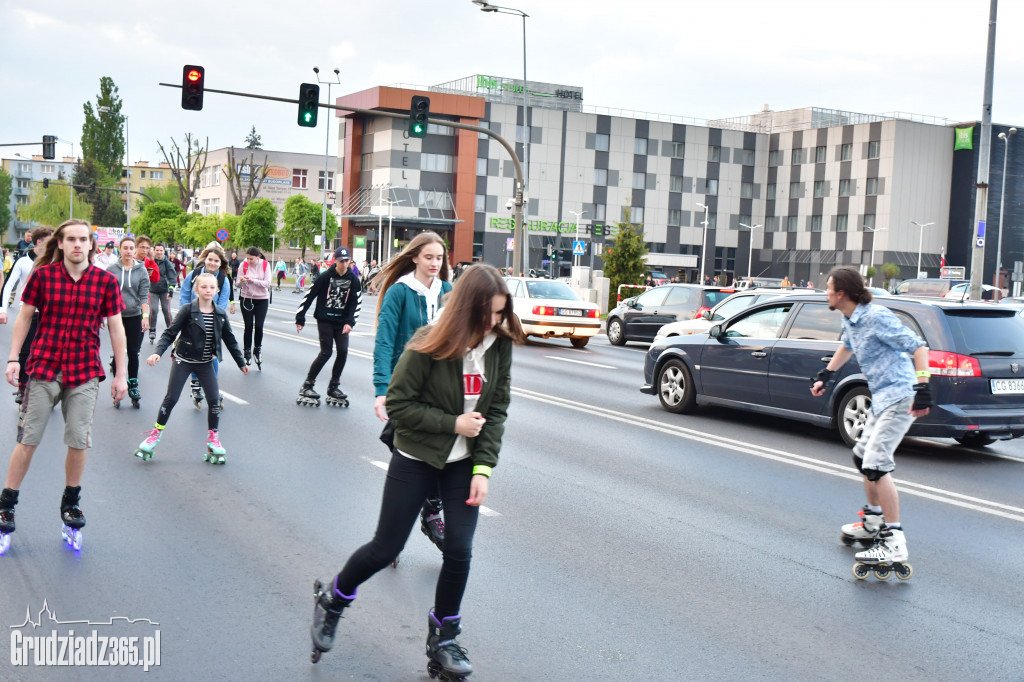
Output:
top-left (307, 321), bottom-right (349, 385)
top-left (336, 455), bottom-right (479, 618)
top-left (158, 359), bottom-right (221, 430)
top-left (239, 297), bottom-right (268, 352)
top-left (123, 315), bottom-right (144, 380)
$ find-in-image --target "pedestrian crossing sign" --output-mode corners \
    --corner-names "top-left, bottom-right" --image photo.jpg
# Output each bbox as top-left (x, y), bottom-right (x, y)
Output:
top-left (573, 240), bottom-right (586, 256)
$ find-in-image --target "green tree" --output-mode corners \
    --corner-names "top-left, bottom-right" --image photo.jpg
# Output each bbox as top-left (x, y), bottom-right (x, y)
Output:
top-left (81, 77), bottom-right (125, 177)
top-left (865, 265), bottom-right (877, 281)
top-left (244, 126), bottom-right (262, 150)
top-left (73, 159), bottom-right (125, 227)
top-left (0, 168), bottom-right (12, 236)
top-left (180, 213), bottom-right (238, 248)
top-left (881, 262), bottom-right (901, 289)
top-left (134, 202), bottom-right (186, 244)
top-left (280, 194), bottom-right (336, 259)
top-left (135, 183), bottom-right (180, 215)
top-left (237, 198), bottom-right (280, 251)
top-left (19, 182), bottom-right (93, 227)
top-left (601, 209), bottom-right (648, 309)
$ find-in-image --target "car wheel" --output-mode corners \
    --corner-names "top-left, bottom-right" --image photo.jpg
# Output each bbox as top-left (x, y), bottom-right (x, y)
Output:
top-left (569, 336), bottom-right (589, 348)
top-left (607, 318), bottom-right (625, 346)
top-left (657, 358), bottom-right (697, 414)
top-left (836, 386), bottom-right (871, 448)
top-left (955, 433), bottom-right (996, 447)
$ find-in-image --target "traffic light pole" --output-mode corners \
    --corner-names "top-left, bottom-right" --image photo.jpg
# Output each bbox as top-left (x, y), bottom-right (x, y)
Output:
top-left (160, 81), bottom-right (529, 275)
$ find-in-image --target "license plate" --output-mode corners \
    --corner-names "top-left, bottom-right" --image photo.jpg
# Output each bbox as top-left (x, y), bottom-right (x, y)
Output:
top-left (990, 378), bottom-right (1024, 395)
top-left (558, 308), bottom-right (583, 316)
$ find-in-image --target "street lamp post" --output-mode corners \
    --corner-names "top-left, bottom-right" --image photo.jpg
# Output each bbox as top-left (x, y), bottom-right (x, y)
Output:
top-left (472, 0), bottom-right (529, 276)
top-left (863, 225), bottom-right (887, 286)
top-left (569, 209), bottom-right (587, 270)
top-left (738, 222), bottom-right (762, 281)
top-left (911, 220), bottom-right (934, 278)
top-left (384, 197), bottom-right (404, 262)
top-left (314, 67), bottom-right (341, 260)
top-left (98, 106), bottom-right (128, 232)
top-left (696, 202), bottom-right (710, 284)
top-left (995, 127), bottom-right (1017, 293)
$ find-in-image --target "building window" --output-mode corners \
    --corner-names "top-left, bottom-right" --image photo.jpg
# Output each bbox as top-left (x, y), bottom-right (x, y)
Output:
top-left (814, 180), bottom-right (825, 198)
top-left (836, 214), bottom-right (849, 232)
top-left (633, 172), bottom-right (646, 190)
top-left (150, 170), bottom-right (163, 180)
top-left (766, 183), bottom-right (776, 200)
top-left (791, 148), bottom-right (803, 165)
top-left (868, 140), bottom-right (880, 159)
top-left (671, 142), bottom-right (684, 158)
top-left (420, 154), bottom-right (453, 172)
top-left (709, 146), bottom-right (721, 162)
top-left (594, 168), bottom-right (607, 186)
top-left (634, 138), bottom-right (648, 155)
top-left (419, 190), bottom-right (452, 210)
top-left (427, 122), bottom-right (455, 136)
top-left (318, 171), bottom-right (335, 191)
top-left (292, 168), bottom-right (308, 188)
top-left (815, 145), bottom-right (826, 163)
top-left (766, 216), bottom-right (780, 232)
top-left (741, 182), bottom-right (753, 199)
top-left (18, 163), bottom-right (31, 173)
top-left (668, 208), bottom-right (682, 226)
top-left (787, 216), bottom-right (799, 232)
top-left (670, 175), bottom-right (683, 193)
top-left (790, 181), bottom-right (801, 197)
top-left (840, 143), bottom-right (852, 161)
top-left (476, 158), bottom-right (487, 175)
top-left (475, 194), bottom-right (486, 212)
top-left (839, 179), bottom-right (852, 197)
top-left (707, 212), bottom-right (717, 229)
top-left (40, 164), bottom-right (55, 174)
top-left (623, 206), bottom-right (644, 223)
top-left (866, 177), bottom-right (879, 195)
top-left (594, 133), bottom-right (609, 151)
top-left (862, 214), bottom-right (876, 231)
top-left (811, 215), bottom-right (823, 232)
top-left (768, 149), bottom-right (782, 166)
top-left (16, 179), bottom-right (29, 189)
top-left (741, 149), bottom-right (755, 166)
top-left (477, 120), bottom-right (490, 140)
top-left (360, 153), bottom-right (371, 171)
top-left (515, 125), bottom-right (531, 143)
top-left (706, 178), bottom-right (719, 196)
top-left (594, 203), bottom-right (606, 220)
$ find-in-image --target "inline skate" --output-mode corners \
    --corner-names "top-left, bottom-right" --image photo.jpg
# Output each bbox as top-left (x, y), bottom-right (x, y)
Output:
top-left (244, 349), bottom-right (252, 366)
top-left (325, 384), bottom-right (349, 408)
top-left (135, 426), bottom-right (163, 461)
top-left (253, 346), bottom-right (262, 371)
top-left (127, 378), bottom-right (141, 409)
top-left (60, 486), bottom-right (85, 551)
top-left (840, 506), bottom-right (884, 547)
top-left (310, 578), bottom-right (354, 663)
top-left (191, 379), bottom-right (203, 409)
top-left (420, 497), bottom-right (445, 552)
top-left (0, 488), bottom-right (18, 555)
top-left (297, 381), bottom-right (320, 407)
top-left (426, 610), bottom-right (472, 681)
top-left (204, 430), bottom-right (226, 465)
top-left (853, 528), bottom-right (913, 581)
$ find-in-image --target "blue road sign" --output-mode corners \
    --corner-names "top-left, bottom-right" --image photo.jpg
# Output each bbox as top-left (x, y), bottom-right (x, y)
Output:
top-left (572, 240), bottom-right (586, 256)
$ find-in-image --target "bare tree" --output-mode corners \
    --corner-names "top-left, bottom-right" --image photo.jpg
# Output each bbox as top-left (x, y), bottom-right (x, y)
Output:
top-left (157, 133), bottom-right (209, 210)
top-left (222, 147), bottom-right (272, 215)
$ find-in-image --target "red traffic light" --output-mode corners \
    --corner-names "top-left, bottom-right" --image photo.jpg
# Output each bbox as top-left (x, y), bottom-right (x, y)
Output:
top-left (181, 64), bottom-right (205, 111)
top-left (187, 69), bottom-right (203, 83)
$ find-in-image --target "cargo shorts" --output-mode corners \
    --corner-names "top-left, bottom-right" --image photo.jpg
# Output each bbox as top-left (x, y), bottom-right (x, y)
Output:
top-left (17, 374), bottom-right (100, 449)
top-left (853, 396), bottom-right (915, 474)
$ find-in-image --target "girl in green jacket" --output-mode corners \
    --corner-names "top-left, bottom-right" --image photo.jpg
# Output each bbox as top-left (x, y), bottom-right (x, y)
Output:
top-left (310, 264), bottom-right (523, 678)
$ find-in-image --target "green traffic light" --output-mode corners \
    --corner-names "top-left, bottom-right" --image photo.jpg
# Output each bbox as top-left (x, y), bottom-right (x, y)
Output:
top-left (413, 123), bottom-right (424, 134)
top-left (304, 111), bottom-right (313, 122)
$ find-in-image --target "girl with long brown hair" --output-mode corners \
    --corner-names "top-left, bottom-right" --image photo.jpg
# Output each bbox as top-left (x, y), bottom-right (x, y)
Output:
top-left (309, 264), bottom-right (522, 678)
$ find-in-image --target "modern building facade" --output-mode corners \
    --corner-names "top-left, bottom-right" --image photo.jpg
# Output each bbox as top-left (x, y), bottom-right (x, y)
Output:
top-left (2, 155), bottom-right (79, 241)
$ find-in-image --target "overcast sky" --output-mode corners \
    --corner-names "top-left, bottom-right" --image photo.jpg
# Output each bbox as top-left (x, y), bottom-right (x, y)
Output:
top-left (2, 0), bottom-right (1022, 164)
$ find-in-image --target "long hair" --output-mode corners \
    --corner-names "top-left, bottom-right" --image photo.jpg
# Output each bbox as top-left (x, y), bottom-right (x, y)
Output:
top-left (372, 231), bottom-right (450, 316)
top-left (34, 219), bottom-right (94, 272)
top-left (245, 246), bottom-right (265, 259)
top-left (406, 264), bottom-right (524, 360)
top-left (197, 244), bottom-right (230, 279)
top-left (828, 266), bottom-right (873, 305)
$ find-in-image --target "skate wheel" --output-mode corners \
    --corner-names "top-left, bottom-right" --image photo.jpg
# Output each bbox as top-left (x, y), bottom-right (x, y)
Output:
top-left (852, 562), bottom-right (870, 580)
top-left (113, 401), bottom-right (120, 409)
top-left (0, 533), bottom-right (11, 555)
top-left (311, 649), bottom-right (322, 664)
top-left (840, 534), bottom-right (854, 546)
top-left (895, 563), bottom-right (913, 580)
top-left (132, 400), bottom-right (140, 409)
top-left (873, 565), bottom-right (892, 580)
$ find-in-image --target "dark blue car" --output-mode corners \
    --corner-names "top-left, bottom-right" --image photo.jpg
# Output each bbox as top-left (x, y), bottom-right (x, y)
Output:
top-left (640, 293), bottom-right (1024, 447)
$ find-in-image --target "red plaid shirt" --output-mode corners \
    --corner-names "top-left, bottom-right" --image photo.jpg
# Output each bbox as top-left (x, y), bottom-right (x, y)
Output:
top-left (21, 262), bottom-right (125, 387)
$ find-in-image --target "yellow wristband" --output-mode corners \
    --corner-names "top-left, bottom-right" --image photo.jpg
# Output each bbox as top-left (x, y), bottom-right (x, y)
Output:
top-left (472, 465), bottom-right (492, 478)
top-left (916, 370), bottom-right (931, 378)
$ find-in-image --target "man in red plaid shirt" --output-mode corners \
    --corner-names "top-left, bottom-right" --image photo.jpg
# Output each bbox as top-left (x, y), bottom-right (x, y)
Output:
top-left (0, 220), bottom-right (128, 552)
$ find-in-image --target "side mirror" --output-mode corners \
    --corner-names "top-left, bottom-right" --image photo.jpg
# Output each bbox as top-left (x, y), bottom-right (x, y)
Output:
top-left (626, 300), bottom-right (637, 309)
top-left (709, 324), bottom-right (723, 338)
top-left (701, 310), bottom-right (712, 320)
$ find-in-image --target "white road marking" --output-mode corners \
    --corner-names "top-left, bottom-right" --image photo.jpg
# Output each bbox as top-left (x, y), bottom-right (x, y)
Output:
top-left (544, 356), bottom-right (617, 370)
top-left (220, 391), bottom-right (249, 405)
top-left (368, 460), bottom-right (501, 516)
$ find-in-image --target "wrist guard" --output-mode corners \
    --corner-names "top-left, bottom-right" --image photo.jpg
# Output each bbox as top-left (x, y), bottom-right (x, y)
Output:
top-left (912, 382), bottom-right (933, 411)
top-left (811, 368), bottom-right (835, 387)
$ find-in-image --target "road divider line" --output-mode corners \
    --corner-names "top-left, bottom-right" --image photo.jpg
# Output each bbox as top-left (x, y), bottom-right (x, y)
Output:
top-left (220, 391), bottom-right (249, 405)
top-left (367, 460), bottom-right (501, 516)
top-left (543, 356), bottom-right (618, 370)
top-left (510, 386), bottom-right (1024, 524)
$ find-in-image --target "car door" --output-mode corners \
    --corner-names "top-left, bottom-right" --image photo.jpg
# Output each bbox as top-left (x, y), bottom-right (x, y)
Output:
top-left (625, 287), bottom-right (669, 340)
top-left (700, 302), bottom-right (793, 403)
top-left (768, 301), bottom-right (844, 416)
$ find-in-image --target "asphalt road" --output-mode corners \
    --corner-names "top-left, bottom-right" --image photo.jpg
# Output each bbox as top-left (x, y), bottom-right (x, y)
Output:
top-left (0, 291), bottom-right (1021, 681)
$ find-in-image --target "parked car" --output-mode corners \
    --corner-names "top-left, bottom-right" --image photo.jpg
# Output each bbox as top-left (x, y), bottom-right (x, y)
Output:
top-left (641, 293), bottom-right (1024, 447)
top-left (646, 271), bottom-right (670, 286)
top-left (506, 277), bottom-right (600, 347)
top-left (653, 288), bottom-right (794, 340)
top-left (607, 285), bottom-right (735, 345)
top-left (866, 287), bottom-right (892, 297)
top-left (528, 269), bottom-right (552, 279)
top-left (943, 283), bottom-right (1001, 301)
top-left (892, 278), bottom-right (967, 297)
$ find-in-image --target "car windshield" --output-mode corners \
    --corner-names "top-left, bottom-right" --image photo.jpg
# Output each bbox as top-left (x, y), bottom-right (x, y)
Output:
top-left (712, 295), bottom-right (754, 320)
top-left (945, 310), bottom-right (1024, 355)
top-left (525, 280), bottom-right (580, 300)
top-left (703, 290), bottom-right (734, 306)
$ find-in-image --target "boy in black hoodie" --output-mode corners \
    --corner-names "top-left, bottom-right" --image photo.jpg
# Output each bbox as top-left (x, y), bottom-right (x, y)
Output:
top-left (295, 247), bottom-right (361, 407)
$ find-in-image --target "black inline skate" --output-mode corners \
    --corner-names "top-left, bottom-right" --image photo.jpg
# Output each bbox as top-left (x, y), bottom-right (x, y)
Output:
top-left (310, 578), bottom-right (354, 663)
top-left (325, 384), bottom-right (348, 408)
top-left (426, 610), bottom-right (472, 681)
top-left (297, 380), bottom-right (320, 407)
top-left (252, 346), bottom-right (262, 371)
top-left (60, 486), bottom-right (85, 551)
top-left (244, 349), bottom-right (252, 366)
top-left (0, 488), bottom-right (18, 555)
top-left (420, 497), bottom-right (445, 552)
top-left (191, 379), bottom-right (203, 409)
top-left (127, 378), bottom-right (141, 409)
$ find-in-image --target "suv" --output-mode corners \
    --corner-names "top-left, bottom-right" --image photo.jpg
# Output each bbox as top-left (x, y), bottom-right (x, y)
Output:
top-left (893, 278), bottom-right (967, 297)
top-left (653, 288), bottom-right (795, 340)
top-left (607, 285), bottom-right (735, 345)
top-left (641, 294), bottom-right (1024, 447)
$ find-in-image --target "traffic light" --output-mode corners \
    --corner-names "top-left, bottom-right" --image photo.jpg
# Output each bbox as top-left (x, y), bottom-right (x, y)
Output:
top-left (409, 96), bottom-right (430, 138)
top-left (89, 181), bottom-right (97, 193)
top-left (297, 83), bottom-right (319, 127)
top-left (181, 65), bottom-right (205, 111)
top-left (42, 178), bottom-right (49, 189)
top-left (42, 135), bottom-right (56, 160)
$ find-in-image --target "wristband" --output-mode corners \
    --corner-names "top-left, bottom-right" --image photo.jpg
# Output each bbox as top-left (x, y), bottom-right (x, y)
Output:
top-left (472, 465), bottom-right (492, 478)
top-left (7, 360), bottom-right (19, 364)
top-left (916, 370), bottom-right (931, 378)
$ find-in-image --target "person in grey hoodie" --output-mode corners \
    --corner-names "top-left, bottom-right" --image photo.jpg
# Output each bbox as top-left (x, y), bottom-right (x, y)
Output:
top-left (106, 236), bottom-right (150, 406)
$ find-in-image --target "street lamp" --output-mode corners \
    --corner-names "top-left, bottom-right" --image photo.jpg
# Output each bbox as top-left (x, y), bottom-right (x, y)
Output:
top-left (995, 127), bottom-right (1017, 293)
top-left (97, 106), bottom-right (128, 232)
top-left (314, 66), bottom-right (341, 259)
top-left (863, 225), bottom-right (887, 286)
top-left (911, 220), bottom-right (934, 278)
top-left (569, 209), bottom-right (587, 270)
top-left (738, 222), bottom-right (762, 281)
top-left (384, 196), bottom-right (405, 262)
top-left (472, 0), bottom-right (529, 276)
top-left (696, 202), bottom-right (710, 284)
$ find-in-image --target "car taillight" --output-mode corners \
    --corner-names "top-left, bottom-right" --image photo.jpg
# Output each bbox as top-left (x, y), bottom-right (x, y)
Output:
top-left (928, 350), bottom-right (982, 377)
top-left (587, 309), bottom-right (599, 318)
top-left (532, 305), bottom-right (556, 316)
top-left (695, 306), bottom-right (711, 319)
